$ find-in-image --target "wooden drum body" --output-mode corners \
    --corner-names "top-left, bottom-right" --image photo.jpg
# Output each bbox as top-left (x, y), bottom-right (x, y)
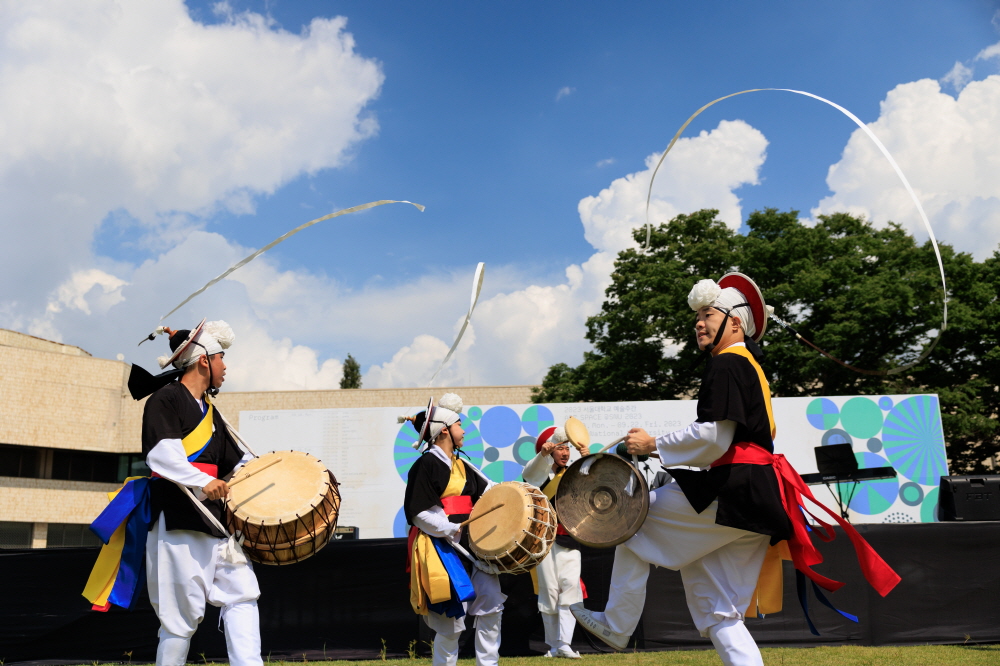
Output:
top-left (226, 451), bottom-right (341, 565)
top-left (467, 481), bottom-right (557, 575)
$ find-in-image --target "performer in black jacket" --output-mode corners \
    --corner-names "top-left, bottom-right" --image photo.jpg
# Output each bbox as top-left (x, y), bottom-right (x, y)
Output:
top-left (574, 273), bottom-right (900, 666)
top-left (143, 320), bottom-right (261, 666)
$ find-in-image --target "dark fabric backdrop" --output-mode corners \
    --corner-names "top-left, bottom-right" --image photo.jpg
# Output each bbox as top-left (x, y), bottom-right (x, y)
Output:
top-left (2, 522), bottom-right (997, 663)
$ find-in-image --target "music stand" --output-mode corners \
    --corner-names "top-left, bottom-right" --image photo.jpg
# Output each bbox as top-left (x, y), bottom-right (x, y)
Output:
top-left (815, 444), bottom-right (859, 521)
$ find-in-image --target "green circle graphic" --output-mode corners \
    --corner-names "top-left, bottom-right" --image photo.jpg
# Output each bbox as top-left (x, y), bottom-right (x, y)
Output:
top-left (921, 486), bottom-right (939, 523)
top-left (840, 397), bottom-right (884, 440)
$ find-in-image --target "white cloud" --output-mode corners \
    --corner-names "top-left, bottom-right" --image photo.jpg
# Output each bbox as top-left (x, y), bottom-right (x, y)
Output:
top-left (556, 86), bottom-right (575, 101)
top-left (813, 76), bottom-right (1000, 260)
top-left (976, 41), bottom-right (1000, 62)
top-left (365, 121), bottom-right (769, 387)
top-left (595, 158), bottom-right (616, 168)
top-left (942, 61), bottom-right (973, 92)
top-left (0, 1), bottom-right (383, 323)
top-left (45, 269), bottom-right (128, 316)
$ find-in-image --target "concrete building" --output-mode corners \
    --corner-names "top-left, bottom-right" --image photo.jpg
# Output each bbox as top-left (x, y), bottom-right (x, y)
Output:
top-left (0, 329), bottom-right (534, 548)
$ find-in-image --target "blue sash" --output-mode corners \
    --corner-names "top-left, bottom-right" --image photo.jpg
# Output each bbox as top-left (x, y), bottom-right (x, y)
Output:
top-left (426, 538), bottom-right (476, 618)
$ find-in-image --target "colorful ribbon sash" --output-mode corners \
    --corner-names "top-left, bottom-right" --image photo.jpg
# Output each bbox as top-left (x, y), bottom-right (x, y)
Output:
top-left (82, 399), bottom-right (217, 611)
top-left (712, 441), bottom-right (901, 633)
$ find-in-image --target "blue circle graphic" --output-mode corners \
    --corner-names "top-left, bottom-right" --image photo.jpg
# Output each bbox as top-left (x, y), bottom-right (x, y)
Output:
top-left (483, 446), bottom-right (500, 462)
top-left (483, 460), bottom-right (524, 483)
top-left (806, 398), bottom-right (840, 430)
top-left (821, 429), bottom-right (852, 447)
top-left (839, 452), bottom-right (898, 515)
top-left (867, 438), bottom-right (883, 453)
top-left (882, 396), bottom-right (947, 486)
top-left (521, 405), bottom-right (555, 438)
top-left (512, 436), bottom-right (538, 465)
top-left (479, 406), bottom-right (523, 448)
top-left (879, 396), bottom-right (894, 411)
top-left (458, 414), bottom-right (484, 469)
top-left (393, 506), bottom-right (409, 538)
top-left (898, 482), bottom-right (924, 507)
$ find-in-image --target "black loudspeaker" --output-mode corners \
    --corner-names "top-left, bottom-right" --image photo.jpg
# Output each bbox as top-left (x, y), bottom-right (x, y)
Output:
top-left (333, 525), bottom-right (360, 540)
top-left (938, 475), bottom-right (1000, 521)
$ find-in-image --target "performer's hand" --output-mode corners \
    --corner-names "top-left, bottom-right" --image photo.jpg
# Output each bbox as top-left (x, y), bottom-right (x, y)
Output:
top-left (473, 559), bottom-right (500, 575)
top-left (540, 440), bottom-right (557, 456)
top-left (624, 428), bottom-right (656, 456)
top-left (203, 479), bottom-right (230, 500)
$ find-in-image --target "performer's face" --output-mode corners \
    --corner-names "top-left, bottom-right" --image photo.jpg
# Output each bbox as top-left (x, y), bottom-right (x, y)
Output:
top-left (695, 306), bottom-right (742, 352)
top-left (209, 352), bottom-right (226, 387)
top-left (446, 420), bottom-right (465, 448)
top-left (551, 443), bottom-right (571, 468)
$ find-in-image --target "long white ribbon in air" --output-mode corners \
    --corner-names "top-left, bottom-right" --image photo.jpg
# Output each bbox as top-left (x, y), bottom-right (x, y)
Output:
top-left (644, 89), bottom-right (948, 375)
top-left (428, 262), bottom-right (485, 386)
top-left (144, 200), bottom-right (424, 340)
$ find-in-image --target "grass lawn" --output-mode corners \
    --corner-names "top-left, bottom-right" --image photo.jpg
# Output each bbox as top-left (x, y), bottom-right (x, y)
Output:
top-left (253, 645), bottom-right (1000, 666)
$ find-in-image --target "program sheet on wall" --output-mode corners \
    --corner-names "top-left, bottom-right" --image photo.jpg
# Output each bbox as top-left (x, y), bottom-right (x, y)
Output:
top-left (239, 394), bottom-right (946, 538)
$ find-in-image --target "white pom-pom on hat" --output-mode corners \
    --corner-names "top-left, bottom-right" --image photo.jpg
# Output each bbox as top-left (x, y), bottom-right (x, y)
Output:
top-left (438, 393), bottom-right (463, 414)
top-left (550, 427), bottom-right (568, 444)
top-left (688, 279), bottom-right (722, 311)
top-left (203, 320), bottom-right (235, 350)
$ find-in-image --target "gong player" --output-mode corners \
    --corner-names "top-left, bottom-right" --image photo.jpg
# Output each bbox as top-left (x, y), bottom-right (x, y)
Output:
top-left (572, 274), bottom-right (792, 666)
top-left (142, 320), bottom-right (262, 666)
top-left (403, 393), bottom-right (505, 666)
top-left (521, 426), bottom-right (583, 659)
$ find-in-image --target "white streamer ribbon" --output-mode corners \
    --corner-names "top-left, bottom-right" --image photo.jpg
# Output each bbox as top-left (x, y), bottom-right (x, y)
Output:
top-left (645, 89), bottom-right (948, 375)
top-left (150, 200), bottom-right (425, 327)
top-left (428, 262), bottom-right (486, 386)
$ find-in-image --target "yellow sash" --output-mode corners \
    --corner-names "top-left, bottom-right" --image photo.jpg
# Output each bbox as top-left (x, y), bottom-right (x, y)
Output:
top-left (719, 345), bottom-right (776, 439)
top-left (182, 399), bottom-right (215, 458)
top-left (409, 452), bottom-right (469, 615)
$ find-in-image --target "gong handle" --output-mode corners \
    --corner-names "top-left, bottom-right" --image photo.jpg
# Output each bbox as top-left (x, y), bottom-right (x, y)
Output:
top-left (597, 436), bottom-right (627, 455)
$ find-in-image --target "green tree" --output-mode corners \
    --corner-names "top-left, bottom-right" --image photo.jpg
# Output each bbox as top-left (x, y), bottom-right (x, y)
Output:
top-left (533, 209), bottom-right (999, 473)
top-left (340, 353), bottom-right (362, 389)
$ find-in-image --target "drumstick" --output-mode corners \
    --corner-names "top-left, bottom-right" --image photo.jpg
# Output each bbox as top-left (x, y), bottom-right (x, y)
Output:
top-left (459, 503), bottom-right (505, 528)
top-left (597, 436), bottom-right (627, 455)
top-left (229, 457), bottom-right (282, 486)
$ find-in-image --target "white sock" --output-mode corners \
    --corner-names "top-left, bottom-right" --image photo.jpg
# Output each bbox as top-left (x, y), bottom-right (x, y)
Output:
top-left (708, 618), bottom-right (763, 666)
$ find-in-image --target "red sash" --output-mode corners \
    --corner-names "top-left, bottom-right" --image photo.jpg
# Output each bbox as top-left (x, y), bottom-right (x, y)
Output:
top-left (151, 462), bottom-right (218, 480)
top-left (441, 495), bottom-right (473, 515)
top-left (711, 442), bottom-right (900, 597)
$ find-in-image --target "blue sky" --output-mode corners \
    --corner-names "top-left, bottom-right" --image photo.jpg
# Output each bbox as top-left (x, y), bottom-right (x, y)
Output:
top-left (2, 1), bottom-right (999, 390)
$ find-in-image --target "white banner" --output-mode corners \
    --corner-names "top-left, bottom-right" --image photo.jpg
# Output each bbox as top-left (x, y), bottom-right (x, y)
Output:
top-left (239, 394), bottom-right (947, 538)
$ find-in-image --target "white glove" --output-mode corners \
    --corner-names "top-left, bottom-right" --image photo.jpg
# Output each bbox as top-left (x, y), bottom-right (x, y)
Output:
top-left (473, 559), bottom-right (500, 575)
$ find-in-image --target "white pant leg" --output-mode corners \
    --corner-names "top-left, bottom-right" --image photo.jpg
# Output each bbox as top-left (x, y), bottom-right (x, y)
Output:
top-left (558, 605), bottom-right (576, 648)
top-left (474, 611), bottom-right (502, 666)
top-left (222, 601), bottom-right (263, 666)
top-left (595, 544), bottom-right (650, 636)
top-left (537, 544), bottom-right (584, 613)
top-left (678, 532), bottom-right (769, 636)
top-left (467, 569), bottom-right (505, 616)
top-left (155, 629), bottom-right (190, 666)
top-left (432, 630), bottom-right (461, 666)
top-left (146, 517), bottom-right (261, 661)
top-left (541, 612), bottom-right (559, 651)
top-left (709, 618), bottom-right (764, 666)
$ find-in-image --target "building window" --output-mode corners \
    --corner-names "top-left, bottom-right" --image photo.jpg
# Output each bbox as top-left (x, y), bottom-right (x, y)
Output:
top-left (0, 521), bottom-right (33, 549)
top-left (46, 523), bottom-right (102, 548)
top-left (51, 449), bottom-right (120, 483)
top-left (118, 454), bottom-right (151, 482)
top-left (0, 444), bottom-right (40, 478)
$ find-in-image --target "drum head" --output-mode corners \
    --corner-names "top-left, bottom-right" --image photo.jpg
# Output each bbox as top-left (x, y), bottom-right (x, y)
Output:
top-left (228, 451), bottom-right (332, 524)
top-left (564, 417), bottom-right (590, 451)
top-left (555, 454), bottom-right (649, 548)
top-left (468, 483), bottom-right (533, 558)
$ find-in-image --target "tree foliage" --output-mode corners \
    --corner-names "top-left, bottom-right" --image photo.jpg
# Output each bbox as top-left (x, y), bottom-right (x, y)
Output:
top-left (340, 353), bottom-right (362, 389)
top-left (532, 209), bottom-right (1000, 473)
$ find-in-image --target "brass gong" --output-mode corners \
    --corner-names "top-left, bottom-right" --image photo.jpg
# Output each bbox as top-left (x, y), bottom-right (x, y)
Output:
top-left (555, 453), bottom-right (649, 548)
